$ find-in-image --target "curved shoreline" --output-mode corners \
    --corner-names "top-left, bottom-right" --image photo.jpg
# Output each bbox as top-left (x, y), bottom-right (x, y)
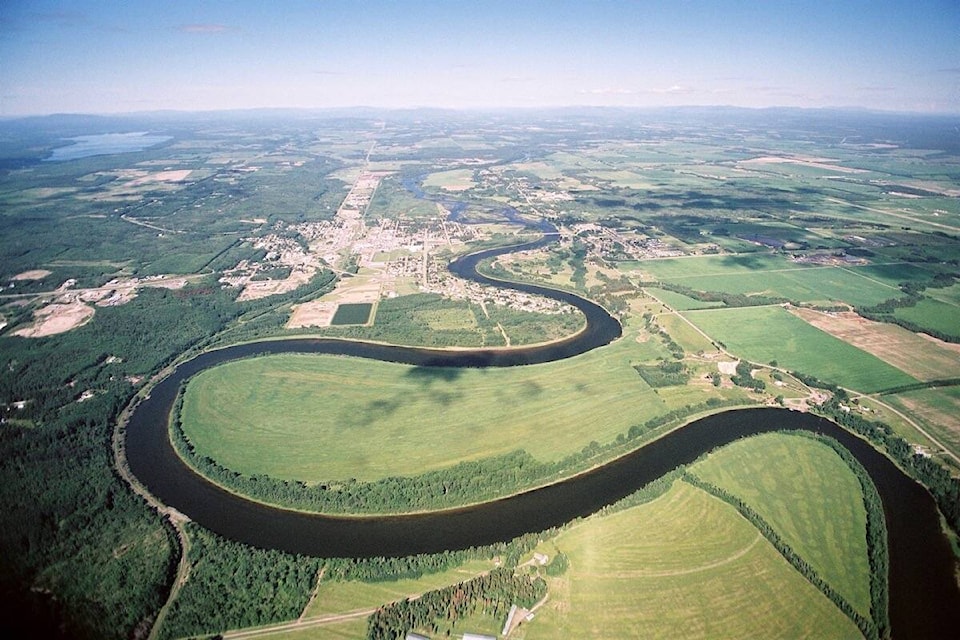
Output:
top-left (120, 224), bottom-right (960, 637)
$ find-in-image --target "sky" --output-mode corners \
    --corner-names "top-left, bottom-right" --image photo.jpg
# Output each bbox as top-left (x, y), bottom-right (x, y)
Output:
top-left (1, 0), bottom-right (958, 116)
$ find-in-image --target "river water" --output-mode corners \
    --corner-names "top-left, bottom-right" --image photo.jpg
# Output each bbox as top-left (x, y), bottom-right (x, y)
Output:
top-left (123, 178), bottom-right (960, 637)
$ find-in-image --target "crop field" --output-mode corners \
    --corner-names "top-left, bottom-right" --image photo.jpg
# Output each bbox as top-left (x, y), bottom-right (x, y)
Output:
top-left (846, 262), bottom-right (941, 287)
top-left (527, 480), bottom-right (861, 639)
top-left (671, 266), bottom-right (897, 307)
top-left (683, 306), bottom-right (918, 393)
top-left (244, 618), bottom-right (368, 640)
top-left (422, 168), bottom-right (477, 191)
top-left (329, 302), bottom-right (373, 326)
top-left (179, 336), bottom-right (668, 482)
top-left (645, 287), bottom-right (725, 311)
top-left (927, 282), bottom-right (960, 305)
top-left (790, 307), bottom-right (960, 381)
top-left (633, 256), bottom-right (945, 308)
top-left (628, 254), bottom-right (800, 281)
top-left (654, 313), bottom-right (720, 355)
top-left (304, 560), bottom-right (493, 619)
top-left (886, 386), bottom-right (960, 458)
top-left (894, 297), bottom-right (960, 339)
top-left (690, 432), bottom-right (871, 616)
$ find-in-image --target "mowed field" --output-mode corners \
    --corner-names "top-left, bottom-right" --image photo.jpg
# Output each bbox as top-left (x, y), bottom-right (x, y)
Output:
top-left (894, 297), bottom-right (960, 338)
top-left (790, 307), bottom-right (960, 381)
top-left (690, 432), bottom-right (872, 617)
top-left (628, 254), bottom-right (904, 307)
top-left (684, 306), bottom-right (917, 393)
top-left (302, 560), bottom-right (493, 620)
top-left (208, 434), bottom-right (872, 640)
top-left (886, 386), bottom-right (960, 457)
top-left (179, 335), bottom-right (666, 482)
top-left (526, 481), bottom-right (861, 639)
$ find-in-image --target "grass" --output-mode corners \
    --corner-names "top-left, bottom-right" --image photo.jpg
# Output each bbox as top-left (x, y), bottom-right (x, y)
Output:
top-left (628, 255), bottom-right (902, 307)
top-left (236, 618), bottom-right (368, 639)
top-left (684, 306), bottom-right (917, 393)
top-left (894, 297), bottom-right (960, 338)
top-left (179, 332), bottom-right (669, 482)
top-left (422, 168), bottom-right (476, 191)
top-left (525, 481), bottom-right (861, 639)
top-left (886, 385), bottom-right (960, 458)
top-left (304, 560), bottom-right (493, 618)
top-left (329, 303), bottom-right (372, 326)
top-left (654, 313), bottom-right (720, 355)
top-left (646, 287), bottom-right (726, 311)
top-left (690, 432), bottom-right (872, 617)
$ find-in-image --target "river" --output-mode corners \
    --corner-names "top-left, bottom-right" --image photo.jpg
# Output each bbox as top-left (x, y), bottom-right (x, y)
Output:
top-left (123, 178), bottom-right (960, 637)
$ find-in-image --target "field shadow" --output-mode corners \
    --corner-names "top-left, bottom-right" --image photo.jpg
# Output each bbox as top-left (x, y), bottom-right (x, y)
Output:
top-left (404, 366), bottom-right (465, 385)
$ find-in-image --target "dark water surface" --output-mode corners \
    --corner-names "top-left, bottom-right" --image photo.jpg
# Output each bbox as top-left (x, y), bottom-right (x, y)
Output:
top-left (124, 234), bottom-right (960, 637)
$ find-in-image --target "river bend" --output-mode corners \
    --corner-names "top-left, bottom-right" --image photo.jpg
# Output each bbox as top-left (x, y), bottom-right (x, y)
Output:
top-left (124, 237), bottom-right (960, 637)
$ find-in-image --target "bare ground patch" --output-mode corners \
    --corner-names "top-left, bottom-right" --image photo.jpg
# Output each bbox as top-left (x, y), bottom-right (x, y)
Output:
top-left (790, 307), bottom-right (960, 381)
top-left (13, 302), bottom-right (95, 337)
top-left (237, 267), bottom-right (314, 301)
top-left (287, 300), bottom-right (338, 328)
top-left (12, 269), bottom-right (53, 281)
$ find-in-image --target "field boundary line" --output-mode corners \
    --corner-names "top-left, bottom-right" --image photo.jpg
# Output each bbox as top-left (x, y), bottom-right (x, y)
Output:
top-left (220, 607), bottom-right (376, 640)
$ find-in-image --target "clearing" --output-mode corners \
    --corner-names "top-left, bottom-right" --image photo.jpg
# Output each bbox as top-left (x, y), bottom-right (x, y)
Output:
top-left (12, 301), bottom-right (95, 337)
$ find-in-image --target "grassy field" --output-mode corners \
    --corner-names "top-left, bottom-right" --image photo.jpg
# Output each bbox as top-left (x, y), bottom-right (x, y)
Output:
top-left (654, 313), bottom-right (721, 355)
top-left (789, 307), bottom-right (960, 382)
top-left (234, 617), bottom-right (368, 640)
top-left (684, 306), bottom-right (917, 393)
top-left (645, 287), bottom-right (725, 311)
top-left (886, 386), bottom-right (960, 458)
top-left (330, 302), bottom-right (372, 326)
top-left (690, 432), bottom-right (872, 617)
top-left (894, 297), bottom-right (960, 338)
top-left (627, 255), bottom-right (902, 307)
top-left (422, 168), bottom-right (476, 191)
top-left (179, 333), bottom-right (669, 482)
top-left (525, 481), bottom-right (861, 639)
top-left (304, 560), bottom-right (493, 618)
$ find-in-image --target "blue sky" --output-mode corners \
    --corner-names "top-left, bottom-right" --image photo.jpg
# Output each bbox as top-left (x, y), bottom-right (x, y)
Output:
top-left (1, 0), bottom-right (958, 115)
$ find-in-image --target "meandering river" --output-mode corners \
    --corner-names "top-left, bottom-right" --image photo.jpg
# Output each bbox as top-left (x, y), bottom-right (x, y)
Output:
top-left (124, 211), bottom-right (960, 637)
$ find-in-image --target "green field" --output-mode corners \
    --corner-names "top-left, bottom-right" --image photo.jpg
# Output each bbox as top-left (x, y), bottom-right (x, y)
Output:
top-left (179, 335), bottom-right (667, 482)
top-left (655, 313), bottom-right (721, 355)
top-left (886, 385), bottom-right (960, 457)
top-left (629, 255), bottom-right (902, 307)
top-left (894, 297), bottom-right (960, 338)
top-left (304, 560), bottom-right (493, 619)
top-left (646, 287), bottom-right (725, 311)
top-left (527, 481), bottom-right (861, 639)
top-left (690, 433), bottom-right (871, 616)
top-left (684, 306), bottom-right (917, 393)
top-left (330, 302), bottom-right (373, 325)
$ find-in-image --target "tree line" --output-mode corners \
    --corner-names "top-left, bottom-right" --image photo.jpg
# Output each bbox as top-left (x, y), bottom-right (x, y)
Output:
top-left (683, 472), bottom-right (882, 640)
top-left (171, 396), bottom-right (751, 515)
top-left (366, 567), bottom-right (546, 640)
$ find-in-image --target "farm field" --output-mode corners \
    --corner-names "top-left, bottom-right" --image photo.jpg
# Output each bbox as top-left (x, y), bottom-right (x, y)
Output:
top-left (690, 432), bottom-right (872, 617)
top-left (894, 297), bottom-right (960, 339)
top-left (526, 481), bottom-right (861, 639)
top-left (683, 306), bottom-right (918, 393)
top-left (885, 386), bottom-right (960, 458)
top-left (231, 617), bottom-right (368, 640)
top-left (179, 334), bottom-right (667, 483)
top-left (629, 255), bottom-right (903, 306)
top-left (654, 313), bottom-right (720, 355)
top-left (2, 107), bottom-right (959, 640)
top-left (304, 560), bottom-right (493, 619)
top-left (789, 307), bottom-right (960, 381)
top-left (329, 302), bottom-right (373, 326)
top-left (645, 287), bottom-right (725, 311)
